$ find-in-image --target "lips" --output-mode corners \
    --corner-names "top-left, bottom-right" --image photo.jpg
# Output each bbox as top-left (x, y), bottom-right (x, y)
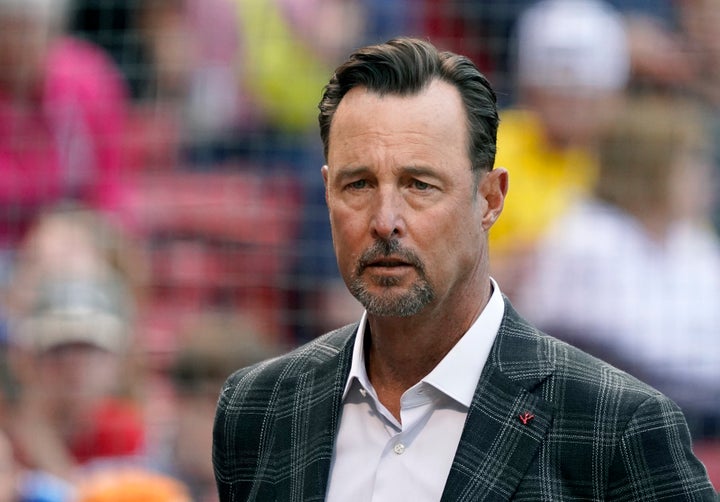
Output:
top-left (368, 258), bottom-right (411, 267)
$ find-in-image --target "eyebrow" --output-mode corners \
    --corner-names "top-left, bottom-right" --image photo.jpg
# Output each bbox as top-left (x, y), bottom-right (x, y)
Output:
top-left (401, 165), bottom-right (442, 179)
top-left (332, 164), bottom-right (445, 184)
top-left (332, 165), bottom-right (372, 185)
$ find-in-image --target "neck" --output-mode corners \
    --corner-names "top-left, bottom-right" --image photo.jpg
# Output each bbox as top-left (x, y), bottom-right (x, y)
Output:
top-left (364, 279), bottom-right (492, 419)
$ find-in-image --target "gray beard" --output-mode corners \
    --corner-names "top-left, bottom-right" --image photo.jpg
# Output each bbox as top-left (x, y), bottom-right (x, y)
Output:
top-left (348, 277), bottom-right (435, 317)
top-left (348, 239), bottom-right (436, 317)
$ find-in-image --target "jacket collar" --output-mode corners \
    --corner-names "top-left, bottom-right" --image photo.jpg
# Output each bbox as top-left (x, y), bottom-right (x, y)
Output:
top-left (441, 300), bottom-right (556, 501)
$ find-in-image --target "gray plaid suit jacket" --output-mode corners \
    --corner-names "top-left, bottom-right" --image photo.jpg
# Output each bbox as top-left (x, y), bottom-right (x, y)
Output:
top-left (213, 299), bottom-right (717, 501)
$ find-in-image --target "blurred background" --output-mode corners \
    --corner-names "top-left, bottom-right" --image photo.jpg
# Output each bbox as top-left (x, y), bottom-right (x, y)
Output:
top-left (0, 0), bottom-right (718, 499)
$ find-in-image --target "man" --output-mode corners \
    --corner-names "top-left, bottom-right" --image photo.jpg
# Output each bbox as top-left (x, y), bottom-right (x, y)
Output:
top-left (213, 37), bottom-right (716, 500)
top-left (7, 276), bottom-right (144, 480)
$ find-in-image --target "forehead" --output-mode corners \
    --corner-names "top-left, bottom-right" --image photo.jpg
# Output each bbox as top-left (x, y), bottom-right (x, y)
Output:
top-left (327, 79), bottom-right (469, 165)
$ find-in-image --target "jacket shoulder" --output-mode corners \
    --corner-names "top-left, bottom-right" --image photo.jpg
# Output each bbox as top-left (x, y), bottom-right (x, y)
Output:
top-left (501, 302), bottom-right (663, 405)
top-left (217, 323), bottom-right (357, 408)
top-left (545, 333), bottom-right (660, 397)
top-left (213, 324), bottom-right (357, 500)
top-left (499, 308), bottom-right (716, 499)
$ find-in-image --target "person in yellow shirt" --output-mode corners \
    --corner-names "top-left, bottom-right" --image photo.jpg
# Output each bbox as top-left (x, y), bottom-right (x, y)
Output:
top-left (490, 0), bottom-right (630, 296)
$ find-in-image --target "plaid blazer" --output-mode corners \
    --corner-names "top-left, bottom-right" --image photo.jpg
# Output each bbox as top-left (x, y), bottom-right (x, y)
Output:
top-left (213, 299), bottom-right (717, 501)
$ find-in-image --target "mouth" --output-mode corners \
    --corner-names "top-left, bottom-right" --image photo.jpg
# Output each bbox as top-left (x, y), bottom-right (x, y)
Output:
top-left (361, 258), bottom-right (416, 283)
top-left (366, 257), bottom-right (413, 268)
top-left (355, 240), bottom-right (424, 279)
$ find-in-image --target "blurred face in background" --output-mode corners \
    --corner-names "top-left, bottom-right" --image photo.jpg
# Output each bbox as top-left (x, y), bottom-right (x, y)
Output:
top-left (34, 343), bottom-right (122, 413)
top-left (278, 0), bottom-right (366, 62)
top-left (523, 86), bottom-right (623, 150)
top-left (595, 94), bottom-right (713, 232)
top-left (0, 8), bottom-right (56, 94)
top-left (681, 0), bottom-right (720, 78)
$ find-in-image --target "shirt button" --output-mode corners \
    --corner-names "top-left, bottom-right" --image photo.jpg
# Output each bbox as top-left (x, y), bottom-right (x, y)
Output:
top-left (393, 443), bottom-right (405, 455)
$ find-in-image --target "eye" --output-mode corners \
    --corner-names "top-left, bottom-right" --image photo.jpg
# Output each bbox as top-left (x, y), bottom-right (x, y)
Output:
top-left (412, 179), bottom-right (431, 191)
top-left (347, 179), bottom-right (368, 190)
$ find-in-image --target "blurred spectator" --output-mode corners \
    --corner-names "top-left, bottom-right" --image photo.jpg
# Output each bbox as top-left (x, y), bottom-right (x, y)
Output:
top-left (622, 12), bottom-right (693, 91)
top-left (0, 207), bottom-right (148, 483)
top-left (680, 0), bottom-right (720, 107)
top-left (426, 0), bottom-right (684, 105)
top-left (5, 276), bottom-right (144, 480)
top-left (514, 93), bottom-right (720, 439)
top-left (0, 0), bottom-right (131, 285)
top-left (154, 310), bottom-right (285, 501)
top-left (135, 0), bottom-right (357, 168)
top-left (488, 0), bottom-right (630, 297)
top-left (4, 206), bottom-right (148, 315)
top-left (137, 0), bottom-right (248, 168)
top-left (677, 0), bottom-right (720, 234)
top-left (236, 0), bottom-right (365, 134)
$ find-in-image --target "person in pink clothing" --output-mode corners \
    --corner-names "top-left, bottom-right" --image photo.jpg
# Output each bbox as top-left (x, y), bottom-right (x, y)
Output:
top-left (0, 0), bottom-right (130, 282)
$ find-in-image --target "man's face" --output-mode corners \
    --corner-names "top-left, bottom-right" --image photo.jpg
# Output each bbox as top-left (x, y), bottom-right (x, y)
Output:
top-left (526, 87), bottom-right (622, 149)
top-left (323, 79), bottom-right (500, 318)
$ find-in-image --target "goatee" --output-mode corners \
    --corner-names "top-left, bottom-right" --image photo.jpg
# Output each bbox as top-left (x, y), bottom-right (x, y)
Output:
top-left (349, 239), bottom-right (435, 317)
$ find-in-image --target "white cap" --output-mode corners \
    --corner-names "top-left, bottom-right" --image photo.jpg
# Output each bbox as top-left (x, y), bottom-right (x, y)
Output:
top-left (14, 279), bottom-right (130, 354)
top-left (516, 0), bottom-right (630, 91)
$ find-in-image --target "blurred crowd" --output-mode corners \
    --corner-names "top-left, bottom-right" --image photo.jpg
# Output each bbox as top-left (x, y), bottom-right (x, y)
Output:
top-left (0, 0), bottom-right (718, 498)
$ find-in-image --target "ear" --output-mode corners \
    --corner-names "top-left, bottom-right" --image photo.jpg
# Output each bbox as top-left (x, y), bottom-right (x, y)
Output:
top-left (479, 167), bottom-right (508, 231)
top-left (321, 165), bottom-right (330, 203)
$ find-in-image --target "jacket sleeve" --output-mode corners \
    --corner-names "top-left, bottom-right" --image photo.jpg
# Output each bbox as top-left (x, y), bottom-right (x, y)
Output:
top-left (607, 393), bottom-right (717, 501)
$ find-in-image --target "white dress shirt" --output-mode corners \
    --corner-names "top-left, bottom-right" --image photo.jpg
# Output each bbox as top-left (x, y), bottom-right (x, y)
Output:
top-left (326, 279), bottom-right (504, 502)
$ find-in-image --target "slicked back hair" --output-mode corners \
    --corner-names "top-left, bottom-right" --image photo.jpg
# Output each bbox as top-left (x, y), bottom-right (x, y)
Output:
top-left (318, 37), bottom-right (499, 175)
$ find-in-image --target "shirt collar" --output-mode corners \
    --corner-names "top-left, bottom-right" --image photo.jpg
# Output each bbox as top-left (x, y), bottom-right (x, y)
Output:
top-left (342, 278), bottom-right (505, 407)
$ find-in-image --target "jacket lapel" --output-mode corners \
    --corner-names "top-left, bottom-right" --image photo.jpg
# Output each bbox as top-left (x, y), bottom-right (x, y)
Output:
top-left (442, 301), bottom-right (556, 502)
top-left (273, 324), bottom-right (357, 501)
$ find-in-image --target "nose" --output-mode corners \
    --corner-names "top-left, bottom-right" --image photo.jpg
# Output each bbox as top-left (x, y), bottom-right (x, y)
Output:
top-left (370, 187), bottom-right (405, 241)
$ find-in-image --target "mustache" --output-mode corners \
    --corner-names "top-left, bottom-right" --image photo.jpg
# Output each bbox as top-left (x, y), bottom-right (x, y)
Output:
top-left (356, 239), bottom-right (425, 274)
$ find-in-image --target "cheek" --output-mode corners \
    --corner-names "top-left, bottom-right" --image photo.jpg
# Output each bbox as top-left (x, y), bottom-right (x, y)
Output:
top-left (329, 208), bottom-right (366, 256)
top-left (424, 206), bottom-right (484, 267)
